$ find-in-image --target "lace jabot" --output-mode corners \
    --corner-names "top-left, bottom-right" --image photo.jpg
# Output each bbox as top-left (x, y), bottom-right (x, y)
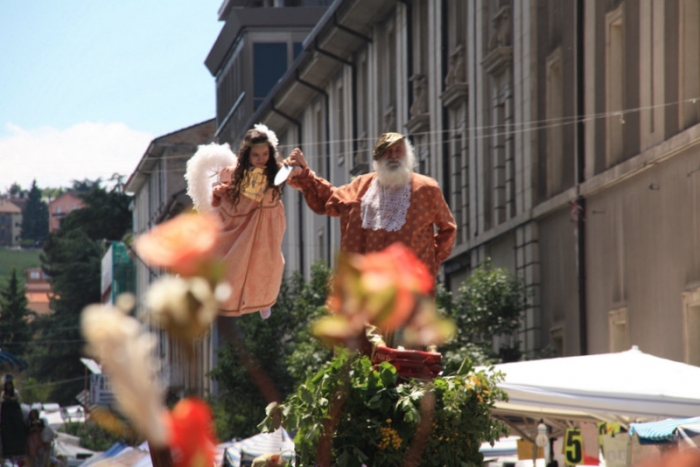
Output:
top-left (360, 178), bottom-right (411, 232)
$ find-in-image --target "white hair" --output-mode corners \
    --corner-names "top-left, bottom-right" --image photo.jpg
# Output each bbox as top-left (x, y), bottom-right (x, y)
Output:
top-left (373, 138), bottom-right (415, 188)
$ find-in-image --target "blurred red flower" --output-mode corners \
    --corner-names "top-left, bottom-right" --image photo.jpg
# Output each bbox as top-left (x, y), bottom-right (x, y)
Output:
top-left (134, 212), bottom-right (220, 278)
top-left (165, 398), bottom-right (217, 467)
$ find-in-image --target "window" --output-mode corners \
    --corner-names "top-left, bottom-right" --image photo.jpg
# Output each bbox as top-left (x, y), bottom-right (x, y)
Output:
top-left (608, 308), bottom-right (629, 353)
top-left (639, 0), bottom-right (664, 149)
top-left (30, 271), bottom-right (40, 280)
top-left (314, 104), bottom-right (324, 172)
top-left (253, 42), bottom-right (288, 109)
top-left (451, 130), bottom-right (468, 245)
top-left (551, 326), bottom-right (564, 357)
top-left (683, 288), bottom-right (700, 366)
top-left (293, 42), bottom-right (303, 60)
top-left (606, 7), bottom-right (624, 167)
top-left (336, 82), bottom-right (345, 166)
top-left (317, 228), bottom-right (325, 262)
top-left (546, 48), bottom-right (563, 196)
top-left (680, 0), bottom-right (700, 129)
top-left (56, 206), bottom-right (62, 214)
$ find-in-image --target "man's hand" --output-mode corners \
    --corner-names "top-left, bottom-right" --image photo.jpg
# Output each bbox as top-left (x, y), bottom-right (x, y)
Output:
top-left (284, 148), bottom-right (308, 170)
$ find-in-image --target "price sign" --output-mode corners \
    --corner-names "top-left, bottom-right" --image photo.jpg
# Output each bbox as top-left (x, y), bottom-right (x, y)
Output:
top-left (564, 428), bottom-right (584, 465)
top-left (597, 422), bottom-right (621, 448)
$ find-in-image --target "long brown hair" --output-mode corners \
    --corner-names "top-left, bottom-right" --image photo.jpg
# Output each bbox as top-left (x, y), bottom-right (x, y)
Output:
top-left (226, 128), bottom-right (282, 205)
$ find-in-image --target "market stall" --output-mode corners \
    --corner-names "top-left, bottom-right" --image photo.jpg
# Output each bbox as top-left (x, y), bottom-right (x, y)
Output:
top-left (485, 346), bottom-right (700, 466)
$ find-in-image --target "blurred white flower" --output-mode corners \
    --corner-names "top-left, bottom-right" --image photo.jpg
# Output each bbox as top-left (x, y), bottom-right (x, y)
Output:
top-left (144, 276), bottom-right (219, 345)
top-left (81, 300), bottom-right (167, 447)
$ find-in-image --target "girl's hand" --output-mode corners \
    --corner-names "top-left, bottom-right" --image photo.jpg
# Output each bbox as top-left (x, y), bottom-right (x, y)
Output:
top-left (212, 183), bottom-right (229, 207)
top-left (284, 148), bottom-right (308, 170)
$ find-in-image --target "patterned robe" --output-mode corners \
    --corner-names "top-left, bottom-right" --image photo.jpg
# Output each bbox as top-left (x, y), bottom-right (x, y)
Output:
top-left (289, 169), bottom-right (456, 278)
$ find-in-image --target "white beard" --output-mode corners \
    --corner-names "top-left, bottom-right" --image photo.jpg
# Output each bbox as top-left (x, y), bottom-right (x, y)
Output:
top-left (373, 143), bottom-right (415, 188)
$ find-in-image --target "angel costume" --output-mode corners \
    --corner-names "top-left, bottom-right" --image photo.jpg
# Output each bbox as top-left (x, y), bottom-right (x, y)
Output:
top-left (186, 127), bottom-right (285, 317)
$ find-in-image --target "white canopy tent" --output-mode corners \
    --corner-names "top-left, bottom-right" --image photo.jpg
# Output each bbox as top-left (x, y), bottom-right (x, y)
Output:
top-left (487, 346), bottom-right (700, 439)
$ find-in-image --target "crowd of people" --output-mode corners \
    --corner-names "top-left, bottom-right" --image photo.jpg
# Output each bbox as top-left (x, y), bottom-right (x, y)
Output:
top-left (1, 375), bottom-right (55, 467)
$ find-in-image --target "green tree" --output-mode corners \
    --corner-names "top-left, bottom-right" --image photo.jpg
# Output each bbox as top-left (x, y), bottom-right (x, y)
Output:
top-left (8, 183), bottom-right (22, 196)
top-left (42, 187), bottom-right (64, 203)
top-left (0, 267), bottom-right (30, 359)
top-left (21, 180), bottom-right (49, 243)
top-left (438, 258), bottom-right (529, 370)
top-left (211, 262), bottom-right (332, 440)
top-left (28, 182), bottom-right (132, 404)
top-left (262, 351), bottom-right (509, 467)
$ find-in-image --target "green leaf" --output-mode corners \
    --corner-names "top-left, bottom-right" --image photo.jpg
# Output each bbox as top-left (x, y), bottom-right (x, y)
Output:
top-left (379, 362), bottom-right (398, 387)
top-left (299, 384), bottom-right (315, 405)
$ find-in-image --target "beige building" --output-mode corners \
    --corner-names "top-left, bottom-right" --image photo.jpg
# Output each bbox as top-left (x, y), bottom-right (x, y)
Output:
top-left (0, 200), bottom-right (22, 247)
top-left (125, 119), bottom-right (217, 399)
top-left (209, 0), bottom-right (700, 363)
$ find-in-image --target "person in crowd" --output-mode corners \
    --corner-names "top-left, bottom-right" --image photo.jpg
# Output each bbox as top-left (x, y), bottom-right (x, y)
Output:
top-left (26, 408), bottom-right (53, 467)
top-left (1, 375), bottom-right (28, 461)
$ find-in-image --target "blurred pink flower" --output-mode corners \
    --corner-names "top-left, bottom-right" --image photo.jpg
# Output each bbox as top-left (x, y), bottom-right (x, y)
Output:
top-left (314, 243), bottom-right (454, 347)
top-left (134, 212), bottom-right (220, 278)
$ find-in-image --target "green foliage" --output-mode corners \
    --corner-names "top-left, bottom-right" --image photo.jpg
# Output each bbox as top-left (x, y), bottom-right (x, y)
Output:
top-left (0, 248), bottom-right (41, 286)
top-left (60, 421), bottom-right (125, 451)
top-left (210, 262), bottom-right (332, 440)
top-left (0, 268), bottom-right (30, 358)
top-left (18, 377), bottom-right (53, 404)
top-left (21, 180), bottom-right (49, 243)
top-left (261, 351), bottom-right (509, 467)
top-left (26, 182), bottom-right (132, 405)
top-left (438, 258), bottom-right (529, 369)
top-left (8, 183), bottom-right (23, 196)
top-left (42, 187), bottom-right (65, 202)
top-left (0, 267), bottom-right (30, 358)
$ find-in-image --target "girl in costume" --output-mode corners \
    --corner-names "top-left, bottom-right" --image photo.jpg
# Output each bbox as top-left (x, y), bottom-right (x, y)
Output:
top-left (186, 124), bottom-right (286, 319)
top-left (26, 409), bottom-right (53, 467)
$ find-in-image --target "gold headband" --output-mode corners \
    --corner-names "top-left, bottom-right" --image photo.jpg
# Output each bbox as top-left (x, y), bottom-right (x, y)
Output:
top-left (251, 142), bottom-right (270, 148)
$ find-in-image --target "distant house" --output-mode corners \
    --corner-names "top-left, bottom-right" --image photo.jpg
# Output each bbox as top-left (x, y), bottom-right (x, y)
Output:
top-left (25, 267), bottom-right (52, 315)
top-left (48, 191), bottom-right (84, 232)
top-left (0, 200), bottom-right (22, 247)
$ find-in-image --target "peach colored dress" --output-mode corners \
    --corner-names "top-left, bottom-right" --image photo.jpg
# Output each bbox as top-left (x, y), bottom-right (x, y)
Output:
top-left (212, 167), bottom-right (286, 316)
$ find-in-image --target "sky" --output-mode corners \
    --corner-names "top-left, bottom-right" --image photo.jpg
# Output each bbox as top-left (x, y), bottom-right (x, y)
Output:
top-left (0, 1), bottom-right (223, 192)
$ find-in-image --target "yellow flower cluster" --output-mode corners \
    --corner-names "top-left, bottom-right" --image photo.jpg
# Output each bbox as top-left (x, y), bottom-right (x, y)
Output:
top-left (378, 423), bottom-right (402, 451)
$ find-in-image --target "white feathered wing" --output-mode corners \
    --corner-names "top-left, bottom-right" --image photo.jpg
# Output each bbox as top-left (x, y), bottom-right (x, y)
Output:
top-left (185, 143), bottom-right (237, 214)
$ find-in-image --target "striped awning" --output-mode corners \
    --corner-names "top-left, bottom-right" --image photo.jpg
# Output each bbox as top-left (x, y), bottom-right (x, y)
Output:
top-left (224, 429), bottom-right (295, 467)
top-left (630, 417), bottom-right (700, 444)
top-left (0, 348), bottom-right (27, 371)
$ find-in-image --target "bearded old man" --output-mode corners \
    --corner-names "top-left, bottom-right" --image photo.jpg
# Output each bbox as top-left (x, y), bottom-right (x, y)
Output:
top-left (285, 132), bottom-right (456, 282)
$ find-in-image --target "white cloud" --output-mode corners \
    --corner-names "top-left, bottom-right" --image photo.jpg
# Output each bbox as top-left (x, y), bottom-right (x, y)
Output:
top-left (0, 122), bottom-right (153, 191)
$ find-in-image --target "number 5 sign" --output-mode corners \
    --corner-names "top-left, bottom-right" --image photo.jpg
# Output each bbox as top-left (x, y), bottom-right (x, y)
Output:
top-left (564, 428), bottom-right (584, 465)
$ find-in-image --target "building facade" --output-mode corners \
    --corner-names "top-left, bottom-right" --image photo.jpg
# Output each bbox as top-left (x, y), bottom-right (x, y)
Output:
top-left (25, 267), bottom-right (52, 316)
top-left (125, 119), bottom-right (217, 399)
top-left (0, 200), bottom-right (22, 247)
top-left (48, 192), bottom-right (84, 233)
top-left (210, 0), bottom-right (700, 363)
